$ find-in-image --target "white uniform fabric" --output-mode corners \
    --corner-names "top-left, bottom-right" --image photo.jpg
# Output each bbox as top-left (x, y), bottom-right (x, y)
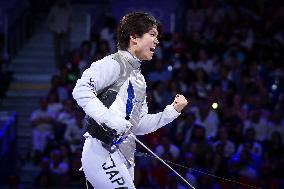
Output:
top-left (72, 50), bottom-right (180, 188)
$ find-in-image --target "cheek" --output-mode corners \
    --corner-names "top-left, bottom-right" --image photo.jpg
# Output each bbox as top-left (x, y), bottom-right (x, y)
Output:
top-left (140, 37), bottom-right (152, 47)
top-left (137, 43), bottom-right (148, 53)
top-left (141, 43), bottom-right (150, 51)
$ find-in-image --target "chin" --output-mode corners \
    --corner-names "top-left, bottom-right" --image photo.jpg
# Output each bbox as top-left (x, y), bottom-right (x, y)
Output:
top-left (146, 54), bottom-right (154, 60)
top-left (146, 57), bottom-right (153, 60)
top-left (141, 57), bottom-right (152, 61)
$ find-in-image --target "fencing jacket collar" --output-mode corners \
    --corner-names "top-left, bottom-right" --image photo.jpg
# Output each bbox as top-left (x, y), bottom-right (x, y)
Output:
top-left (118, 50), bottom-right (141, 70)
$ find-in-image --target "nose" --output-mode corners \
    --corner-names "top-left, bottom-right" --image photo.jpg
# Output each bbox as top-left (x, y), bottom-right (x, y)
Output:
top-left (154, 37), bottom-right (159, 45)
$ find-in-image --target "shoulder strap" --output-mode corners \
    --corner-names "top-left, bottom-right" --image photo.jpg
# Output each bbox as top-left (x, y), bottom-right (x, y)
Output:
top-left (109, 52), bottom-right (132, 91)
top-left (97, 52), bottom-right (132, 99)
top-left (95, 52), bottom-right (130, 96)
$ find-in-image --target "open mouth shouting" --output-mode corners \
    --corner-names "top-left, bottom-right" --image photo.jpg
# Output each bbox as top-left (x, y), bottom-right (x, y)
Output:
top-left (150, 47), bottom-right (155, 53)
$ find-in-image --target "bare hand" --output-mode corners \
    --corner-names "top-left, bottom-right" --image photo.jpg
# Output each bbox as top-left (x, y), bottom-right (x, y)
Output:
top-left (173, 94), bottom-right (188, 113)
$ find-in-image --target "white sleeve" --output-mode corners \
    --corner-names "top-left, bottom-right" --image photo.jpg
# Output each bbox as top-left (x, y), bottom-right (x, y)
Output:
top-left (132, 102), bottom-right (180, 135)
top-left (72, 57), bottom-right (131, 134)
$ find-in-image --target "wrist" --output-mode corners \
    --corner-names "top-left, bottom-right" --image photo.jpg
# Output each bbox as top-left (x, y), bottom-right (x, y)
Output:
top-left (173, 104), bottom-right (182, 113)
top-left (170, 104), bottom-right (181, 114)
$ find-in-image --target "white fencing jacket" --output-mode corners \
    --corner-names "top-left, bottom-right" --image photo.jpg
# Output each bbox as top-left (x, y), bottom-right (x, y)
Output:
top-left (72, 50), bottom-right (180, 170)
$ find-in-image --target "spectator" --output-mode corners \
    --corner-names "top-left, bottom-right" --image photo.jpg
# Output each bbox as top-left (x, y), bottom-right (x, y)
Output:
top-left (99, 16), bottom-right (116, 53)
top-left (55, 99), bottom-right (75, 140)
top-left (152, 81), bottom-right (172, 111)
top-left (184, 152), bottom-right (198, 188)
top-left (148, 59), bottom-right (172, 82)
top-left (263, 131), bottom-right (283, 162)
top-left (79, 40), bottom-right (93, 74)
top-left (34, 157), bottom-right (53, 188)
top-left (30, 97), bottom-right (55, 154)
top-left (155, 136), bottom-right (181, 161)
top-left (182, 112), bottom-right (197, 148)
top-left (49, 149), bottom-right (69, 186)
top-left (244, 109), bottom-right (269, 142)
top-left (236, 128), bottom-right (263, 158)
top-left (47, 91), bottom-right (63, 118)
top-left (214, 127), bottom-right (236, 158)
top-left (195, 102), bottom-right (219, 139)
top-left (195, 49), bottom-right (213, 74)
top-left (50, 75), bottom-right (69, 102)
top-left (64, 110), bottom-right (86, 152)
top-left (267, 111), bottom-right (284, 143)
top-left (47, 0), bottom-right (72, 67)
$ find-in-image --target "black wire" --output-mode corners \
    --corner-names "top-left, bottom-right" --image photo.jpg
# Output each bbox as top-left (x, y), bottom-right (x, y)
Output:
top-left (135, 152), bottom-right (262, 189)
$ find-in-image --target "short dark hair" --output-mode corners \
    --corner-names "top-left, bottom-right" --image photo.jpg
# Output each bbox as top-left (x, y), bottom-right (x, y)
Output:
top-left (117, 12), bottom-right (162, 50)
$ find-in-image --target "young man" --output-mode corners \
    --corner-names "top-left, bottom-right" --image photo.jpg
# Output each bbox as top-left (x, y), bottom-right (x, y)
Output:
top-left (72, 12), bottom-right (188, 188)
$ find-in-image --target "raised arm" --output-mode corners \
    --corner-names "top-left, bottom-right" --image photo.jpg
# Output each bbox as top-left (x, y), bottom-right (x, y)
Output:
top-left (133, 94), bottom-right (188, 135)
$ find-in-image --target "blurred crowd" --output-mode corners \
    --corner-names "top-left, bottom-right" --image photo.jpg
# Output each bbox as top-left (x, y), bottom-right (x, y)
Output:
top-left (25, 0), bottom-right (284, 188)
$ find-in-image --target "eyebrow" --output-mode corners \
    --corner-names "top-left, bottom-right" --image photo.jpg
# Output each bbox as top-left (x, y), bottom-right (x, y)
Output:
top-left (149, 29), bottom-right (158, 35)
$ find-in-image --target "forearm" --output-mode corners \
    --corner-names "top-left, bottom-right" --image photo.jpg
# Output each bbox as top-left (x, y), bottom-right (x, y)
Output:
top-left (133, 104), bottom-right (180, 135)
top-left (72, 77), bottom-right (130, 135)
top-left (72, 84), bottom-right (109, 123)
top-left (72, 60), bottom-right (120, 124)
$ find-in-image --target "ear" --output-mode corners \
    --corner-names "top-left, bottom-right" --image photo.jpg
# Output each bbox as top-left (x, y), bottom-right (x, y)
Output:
top-left (130, 34), bottom-right (139, 44)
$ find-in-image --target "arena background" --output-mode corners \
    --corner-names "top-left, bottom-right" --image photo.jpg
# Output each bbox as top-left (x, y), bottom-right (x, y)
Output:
top-left (0, 0), bottom-right (283, 188)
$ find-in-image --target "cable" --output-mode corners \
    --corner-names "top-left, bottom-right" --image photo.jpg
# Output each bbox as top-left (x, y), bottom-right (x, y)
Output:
top-left (135, 152), bottom-right (262, 189)
top-left (129, 134), bottom-right (196, 189)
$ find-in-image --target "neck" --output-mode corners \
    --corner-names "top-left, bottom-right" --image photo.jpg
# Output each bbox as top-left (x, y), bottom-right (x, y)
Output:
top-left (127, 47), bottom-right (138, 59)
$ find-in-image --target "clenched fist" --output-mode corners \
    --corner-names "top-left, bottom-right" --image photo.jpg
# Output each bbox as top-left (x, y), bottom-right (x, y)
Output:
top-left (173, 94), bottom-right (188, 113)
